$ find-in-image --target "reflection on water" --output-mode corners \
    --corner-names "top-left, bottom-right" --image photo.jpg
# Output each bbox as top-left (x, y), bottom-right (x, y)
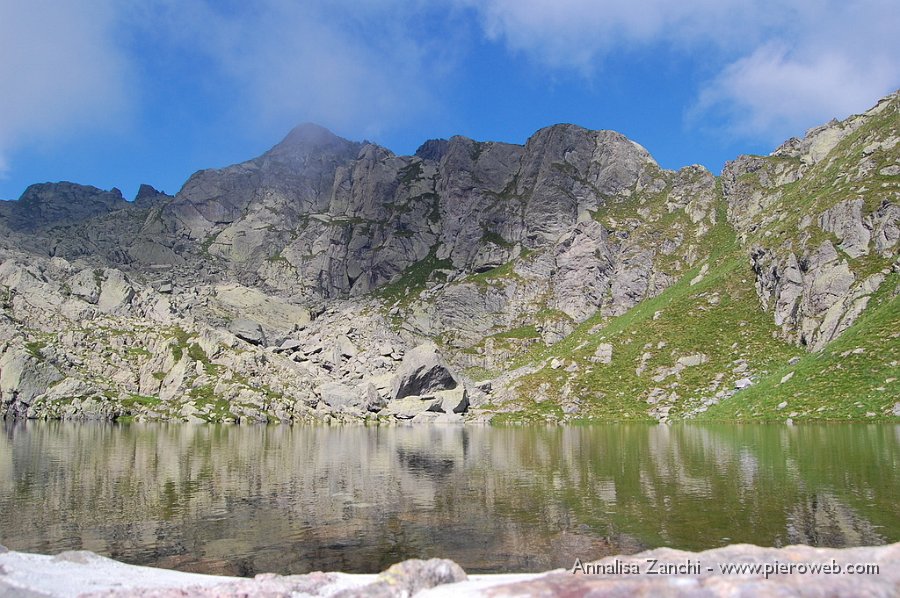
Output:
top-left (0, 421), bottom-right (897, 575)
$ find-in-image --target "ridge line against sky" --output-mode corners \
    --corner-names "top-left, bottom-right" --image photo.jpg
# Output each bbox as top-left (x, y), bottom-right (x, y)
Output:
top-left (1, 0), bottom-right (898, 200)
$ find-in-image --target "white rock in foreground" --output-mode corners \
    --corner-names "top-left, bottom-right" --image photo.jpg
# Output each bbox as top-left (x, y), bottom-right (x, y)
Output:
top-left (1, 542), bottom-right (898, 597)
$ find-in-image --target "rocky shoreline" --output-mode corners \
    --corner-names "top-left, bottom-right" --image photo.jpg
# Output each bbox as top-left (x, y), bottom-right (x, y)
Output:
top-left (1, 543), bottom-right (897, 597)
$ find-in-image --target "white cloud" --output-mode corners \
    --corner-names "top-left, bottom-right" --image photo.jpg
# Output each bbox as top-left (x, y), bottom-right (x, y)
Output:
top-left (694, 1), bottom-right (900, 141)
top-left (456, 0), bottom-right (769, 71)
top-left (0, 0), bottom-right (460, 179)
top-left (460, 0), bottom-right (900, 142)
top-left (0, 0), bottom-right (131, 175)
top-left (134, 0), bottom-right (460, 141)
top-left (695, 43), bottom-right (898, 142)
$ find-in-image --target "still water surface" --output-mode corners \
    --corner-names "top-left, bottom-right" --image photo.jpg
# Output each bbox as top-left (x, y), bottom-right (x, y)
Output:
top-left (0, 421), bottom-right (897, 575)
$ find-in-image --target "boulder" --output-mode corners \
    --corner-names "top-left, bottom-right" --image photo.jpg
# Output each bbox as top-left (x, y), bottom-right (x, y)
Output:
top-left (97, 269), bottom-right (135, 315)
top-left (362, 383), bottom-right (387, 412)
top-left (337, 335), bottom-right (357, 359)
top-left (676, 353), bottom-right (707, 368)
top-left (317, 382), bottom-right (360, 410)
top-left (381, 395), bottom-right (443, 420)
top-left (228, 318), bottom-right (266, 345)
top-left (213, 284), bottom-right (310, 341)
top-left (735, 377), bottom-right (753, 389)
top-left (433, 387), bottom-right (469, 414)
top-left (0, 350), bottom-right (63, 412)
top-left (335, 558), bottom-right (467, 597)
top-left (276, 339), bottom-right (303, 352)
top-left (392, 343), bottom-right (458, 400)
top-left (67, 269), bottom-right (101, 304)
top-left (590, 343), bottom-right (613, 364)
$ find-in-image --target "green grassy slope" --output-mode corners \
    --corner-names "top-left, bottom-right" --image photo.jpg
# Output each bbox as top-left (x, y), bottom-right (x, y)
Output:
top-left (701, 276), bottom-right (899, 421)
top-left (484, 260), bottom-right (897, 424)
top-left (484, 229), bottom-right (804, 423)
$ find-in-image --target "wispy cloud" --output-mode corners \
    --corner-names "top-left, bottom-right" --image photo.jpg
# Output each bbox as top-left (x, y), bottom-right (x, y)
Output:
top-left (460, 0), bottom-right (900, 142)
top-left (693, 1), bottom-right (899, 142)
top-left (694, 43), bottom-right (898, 142)
top-left (0, 0), bottom-right (131, 177)
top-left (455, 0), bottom-right (768, 72)
top-left (0, 0), bottom-right (462, 180)
top-left (133, 0), bottom-right (463, 141)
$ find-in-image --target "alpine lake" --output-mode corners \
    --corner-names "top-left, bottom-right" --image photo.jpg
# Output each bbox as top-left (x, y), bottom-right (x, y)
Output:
top-left (1, 420), bottom-right (897, 576)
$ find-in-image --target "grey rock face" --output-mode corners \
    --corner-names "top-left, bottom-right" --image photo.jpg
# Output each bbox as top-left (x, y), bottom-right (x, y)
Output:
top-left (0, 183), bottom-right (171, 267)
top-left (773, 115), bottom-right (867, 165)
top-left (106, 117), bottom-right (663, 306)
top-left (604, 244), bottom-right (656, 317)
top-left (132, 184), bottom-right (170, 208)
top-left (721, 155), bottom-right (802, 235)
top-left (750, 239), bottom-right (884, 350)
top-left (868, 200), bottom-right (900, 257)
top-left (516, 126), bottom-right (655, 245)
top-left (727, 94), bottom-right (899, 356)
top-left (666, 165), bottom-right (718, 224)
top-left (819, 199), bottom-right (870, 258)
top-left (551, 220), bottom-right (613, 321)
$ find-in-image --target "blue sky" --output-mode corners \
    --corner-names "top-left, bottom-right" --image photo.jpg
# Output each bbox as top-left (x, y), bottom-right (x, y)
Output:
top-left (1, 0), bottom-right (898, 201)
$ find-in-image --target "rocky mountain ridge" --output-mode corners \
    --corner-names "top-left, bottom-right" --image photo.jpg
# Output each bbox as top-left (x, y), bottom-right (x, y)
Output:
top-left (1, 92), bottom-right (897, 424)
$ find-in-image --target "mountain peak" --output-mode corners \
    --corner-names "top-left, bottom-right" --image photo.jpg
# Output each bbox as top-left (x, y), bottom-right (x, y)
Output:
top-left (267, 123), bottom-right (361, 162)
top-left (281, 122), bottom-right (341, 145)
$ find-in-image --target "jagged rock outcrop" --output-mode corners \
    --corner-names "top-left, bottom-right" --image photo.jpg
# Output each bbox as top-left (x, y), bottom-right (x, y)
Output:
top-left (734, 92), bottom-right (899, 350)
top-left (0, 182), bottom-right (127, 232)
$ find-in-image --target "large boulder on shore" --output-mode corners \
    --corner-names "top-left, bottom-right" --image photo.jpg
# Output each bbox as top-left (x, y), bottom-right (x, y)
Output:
top-left (391, 343), bottom-right (458, 400)
top-left (228, 318), bottom-right (266, 345)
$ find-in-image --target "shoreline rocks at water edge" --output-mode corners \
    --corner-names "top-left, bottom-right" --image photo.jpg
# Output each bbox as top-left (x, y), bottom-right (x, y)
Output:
top-left (0, 542), bottom-right (897, 597)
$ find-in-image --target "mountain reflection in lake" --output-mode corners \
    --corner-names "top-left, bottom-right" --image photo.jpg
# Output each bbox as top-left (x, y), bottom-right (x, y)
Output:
top-left (0, 421), bottom-right (897, 575)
